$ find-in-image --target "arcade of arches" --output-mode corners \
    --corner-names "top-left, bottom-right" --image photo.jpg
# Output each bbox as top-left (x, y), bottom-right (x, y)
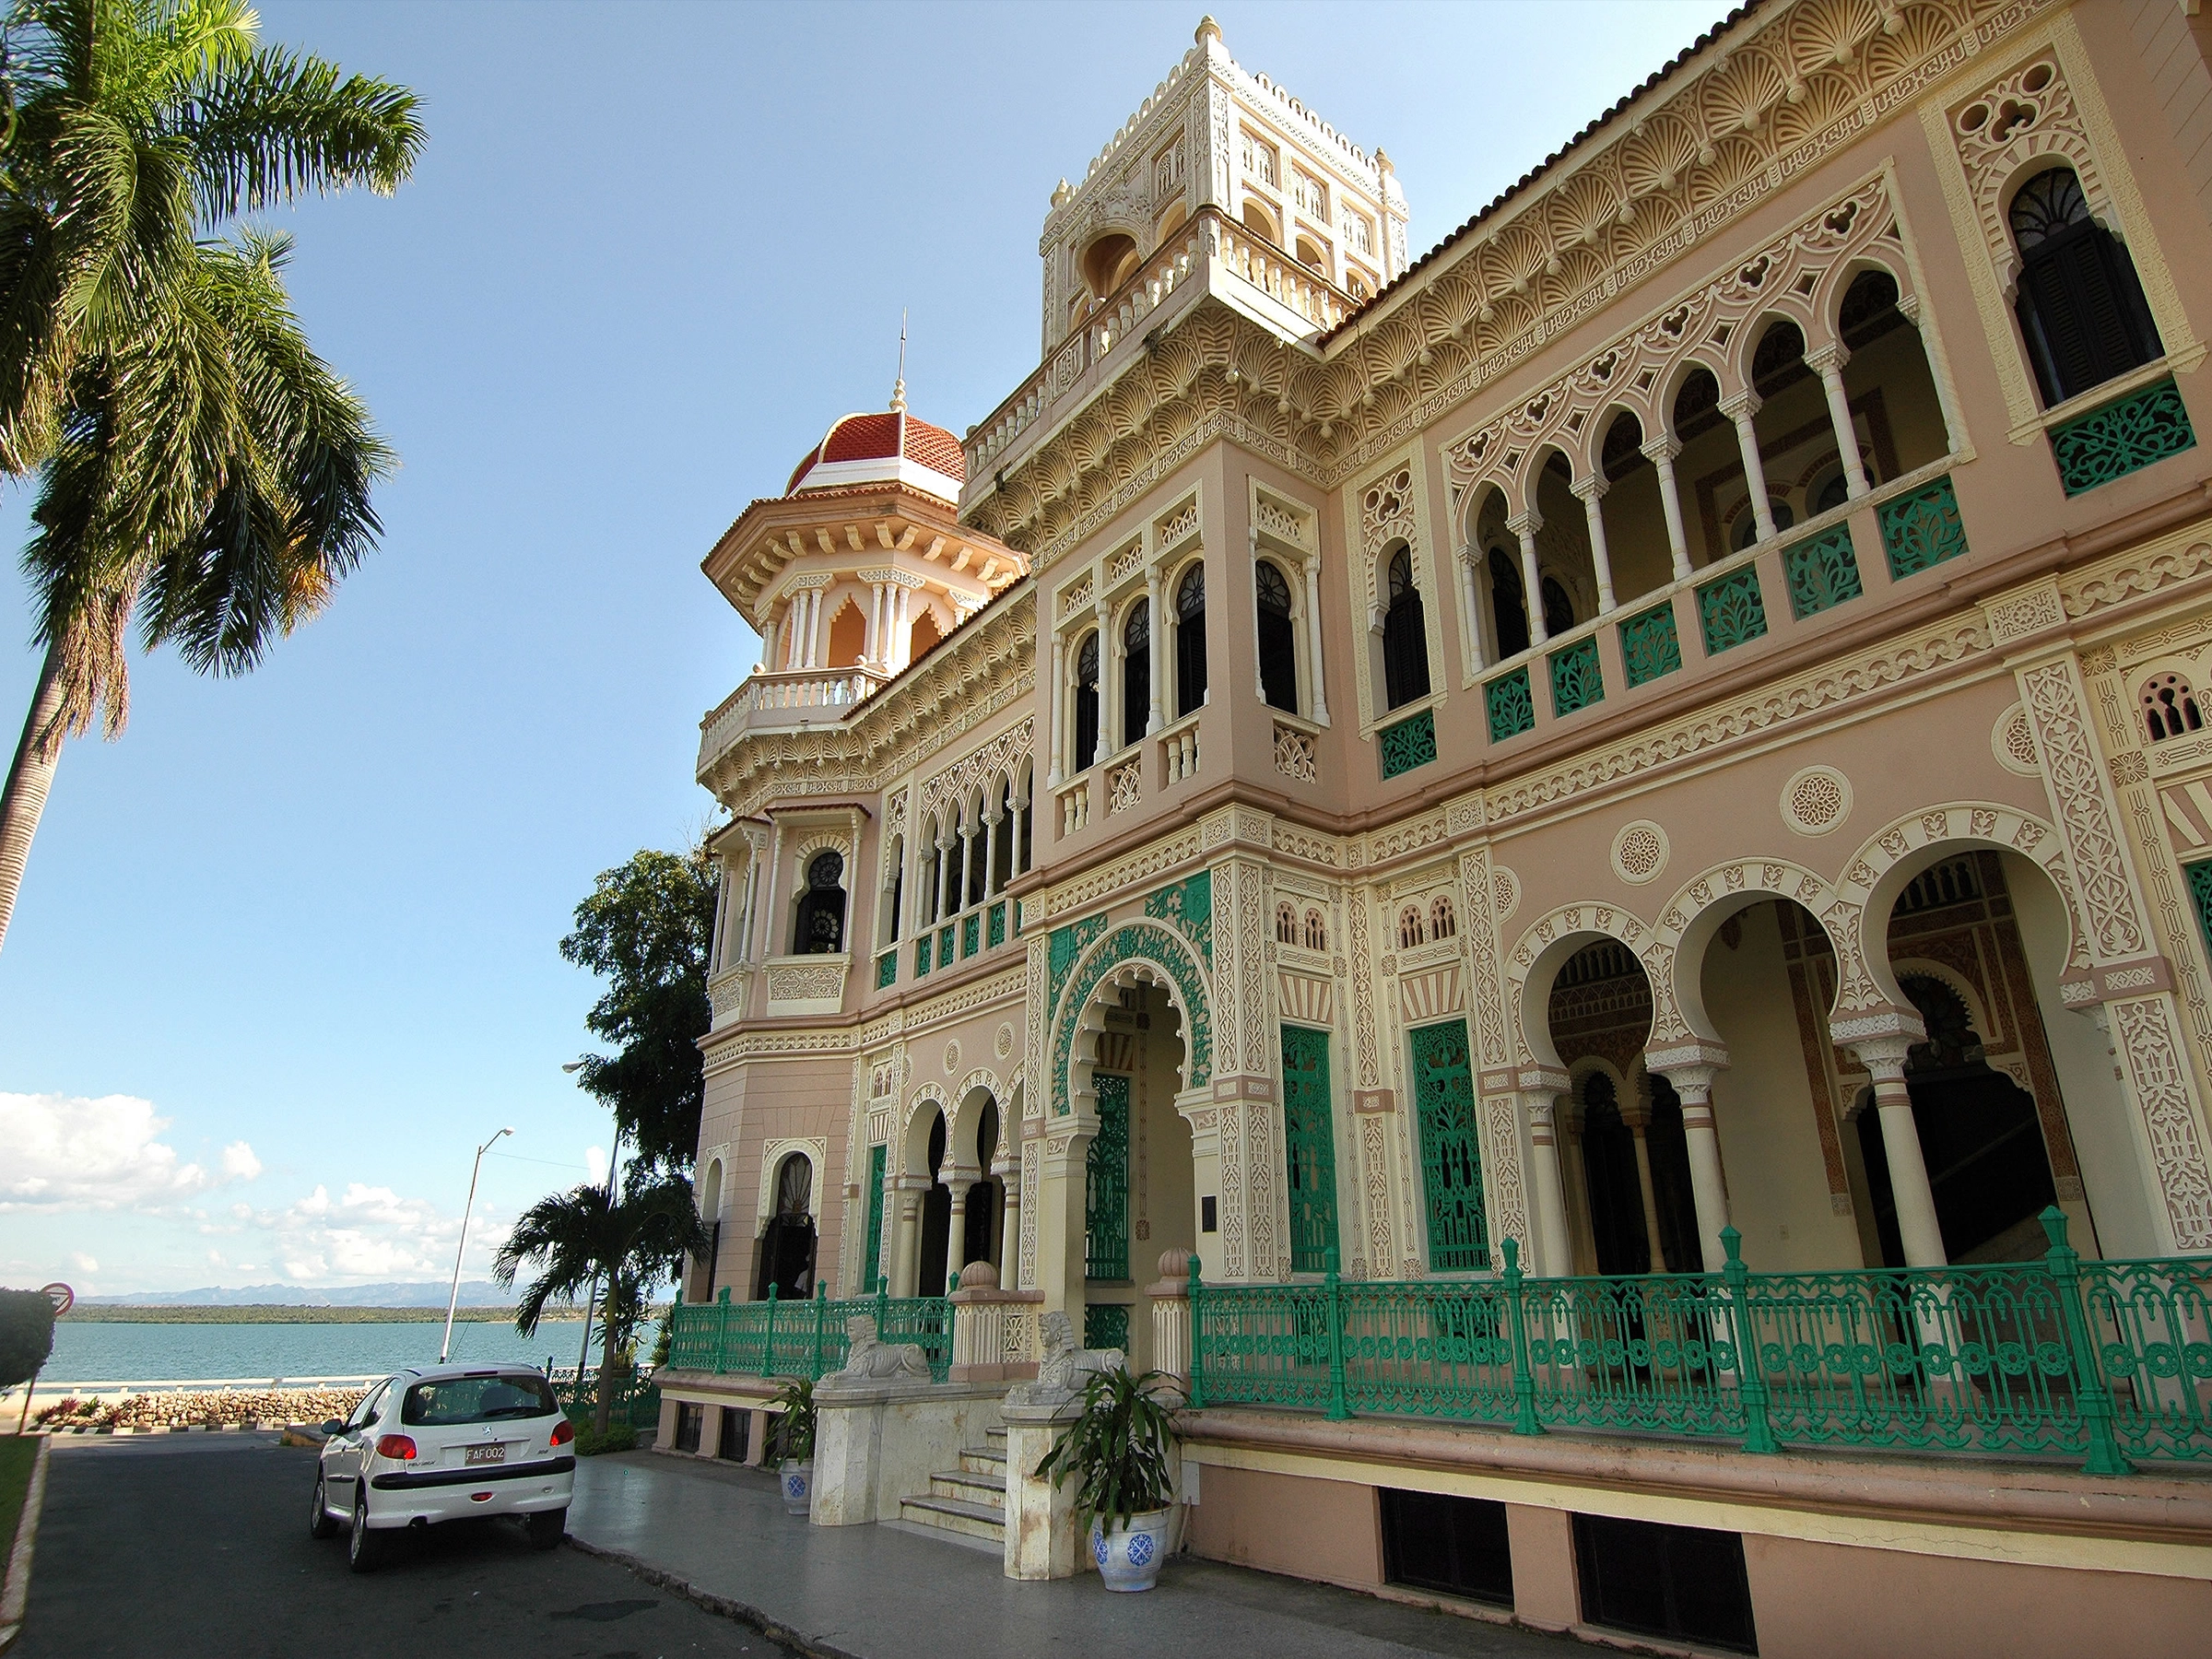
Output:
top-left (1535, 849), bottom-right (2121, 1283)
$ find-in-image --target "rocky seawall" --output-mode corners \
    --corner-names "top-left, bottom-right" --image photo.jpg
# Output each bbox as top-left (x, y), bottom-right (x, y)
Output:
top-left (34, 1385), bottom-right (371, 1431)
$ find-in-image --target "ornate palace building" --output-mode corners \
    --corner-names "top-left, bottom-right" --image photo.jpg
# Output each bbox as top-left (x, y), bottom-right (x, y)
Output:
top-left (661, 5), bottom-right (2212, 1653)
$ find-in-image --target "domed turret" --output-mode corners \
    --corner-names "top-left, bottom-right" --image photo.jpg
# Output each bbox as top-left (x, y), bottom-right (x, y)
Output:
top-left (784, 382), bottom-right (968, 502)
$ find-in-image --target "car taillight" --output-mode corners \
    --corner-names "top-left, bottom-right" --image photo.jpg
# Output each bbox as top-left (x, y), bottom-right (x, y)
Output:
top-left (550, 1418), bottom-right (574, 1447)
top-left (375, 1434), bottom-right (418, 1461)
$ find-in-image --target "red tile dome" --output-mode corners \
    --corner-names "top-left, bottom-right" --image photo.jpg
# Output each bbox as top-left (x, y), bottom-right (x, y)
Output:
top-left (786, 404), bottom-right (968, 500)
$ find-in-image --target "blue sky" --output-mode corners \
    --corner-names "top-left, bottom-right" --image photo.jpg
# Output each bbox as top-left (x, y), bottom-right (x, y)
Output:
top-left (0, 0), bottom-right (1720, 1296)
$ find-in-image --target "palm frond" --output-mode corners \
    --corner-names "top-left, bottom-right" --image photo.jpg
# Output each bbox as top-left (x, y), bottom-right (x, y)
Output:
top-left (178, 44), bottom-right (422, 217)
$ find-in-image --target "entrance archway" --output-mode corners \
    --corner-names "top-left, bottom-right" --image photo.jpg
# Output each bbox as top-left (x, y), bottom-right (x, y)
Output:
top-left (917, 1112), bottom-right (951, 1296)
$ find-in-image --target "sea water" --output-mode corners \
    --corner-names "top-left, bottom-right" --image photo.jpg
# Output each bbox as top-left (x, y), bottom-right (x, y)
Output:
top-left (41, 1319), bottom-right (591, 1384)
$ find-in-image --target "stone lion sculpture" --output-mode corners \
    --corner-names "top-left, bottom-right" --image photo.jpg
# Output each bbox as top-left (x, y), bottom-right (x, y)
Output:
top-left (1007, 1310), bottom-right (1124, 1406)
top-left (834, 1314), bottom-right (931, 1381)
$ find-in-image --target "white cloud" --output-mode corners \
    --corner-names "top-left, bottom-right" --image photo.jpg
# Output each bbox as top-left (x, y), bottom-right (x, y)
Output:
top-left (71, 1251), bottom-right (99, 1273)
top-left (236, 1182), bottom-right (503, 1287)
top-left (584, 1145), bottom-right (607, 1186)
top-left (0, 1092), bottom-right (259, 1211)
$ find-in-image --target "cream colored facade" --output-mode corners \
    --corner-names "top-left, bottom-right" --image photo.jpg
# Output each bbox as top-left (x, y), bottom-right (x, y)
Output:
top-left (672, 5), bottom-right (2212, 1652)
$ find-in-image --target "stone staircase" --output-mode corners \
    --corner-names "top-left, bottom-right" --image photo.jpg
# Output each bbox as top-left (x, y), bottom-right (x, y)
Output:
top-left (896, 1424), bottom-right (1006, 1547)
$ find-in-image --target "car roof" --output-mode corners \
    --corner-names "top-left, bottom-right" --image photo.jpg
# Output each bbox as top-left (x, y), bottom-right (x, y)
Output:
top-left (390, 1362), bottom-right (549, 1385)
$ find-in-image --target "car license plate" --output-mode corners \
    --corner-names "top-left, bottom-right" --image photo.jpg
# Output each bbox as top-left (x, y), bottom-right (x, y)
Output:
top-left (465, 1443), bottom-right (506, 1466)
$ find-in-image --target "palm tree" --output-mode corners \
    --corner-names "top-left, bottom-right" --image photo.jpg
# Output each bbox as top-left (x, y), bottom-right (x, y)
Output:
top-left (0, 0), bottom-right (422, 951)
top-left (494, 1176), bottom-right (710, 1435)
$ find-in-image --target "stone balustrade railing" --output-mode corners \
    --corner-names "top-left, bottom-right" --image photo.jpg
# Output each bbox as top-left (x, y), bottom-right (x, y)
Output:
top-left (698, 667), bottom-right (890, 773)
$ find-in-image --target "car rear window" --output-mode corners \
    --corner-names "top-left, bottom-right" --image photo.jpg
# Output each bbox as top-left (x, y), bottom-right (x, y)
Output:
top-left (400, 1373), bottom-right (558, 1427)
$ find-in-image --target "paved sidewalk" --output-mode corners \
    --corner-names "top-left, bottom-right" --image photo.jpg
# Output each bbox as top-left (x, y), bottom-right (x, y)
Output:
top-left (568, 1452), bottom-right (1576, 1659)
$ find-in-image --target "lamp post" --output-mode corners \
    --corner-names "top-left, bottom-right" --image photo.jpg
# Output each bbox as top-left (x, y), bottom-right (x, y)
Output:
top-left (441, 1127), bottom-right (514, 1363)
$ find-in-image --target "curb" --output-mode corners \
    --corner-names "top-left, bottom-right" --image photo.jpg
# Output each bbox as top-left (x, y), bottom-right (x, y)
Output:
top-left (0, 1435), bottom-right (52, 1654)
top-left (564, 1534), bottom-right (865, 1659)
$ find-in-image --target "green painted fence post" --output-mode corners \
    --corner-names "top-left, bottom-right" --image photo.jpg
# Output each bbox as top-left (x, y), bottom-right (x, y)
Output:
top-left (1501, 1237), bottom-right (1541, 1437)
top-left (2041, 1206), bottom-right (2132, 1477)
top-left (877, 1276), bottom-right (890, 1347)
top-left (763, 1284), bottom-right (779, 1376)
top-left (811, 1283), bottom-right (829, 1382)
top-left (1722, 1227), bottom-right (1778, 1455)
top-left (1324, 1245), bottom-right (1348, 1421)
top-left (716, 1285), bottom-right (732, 1373)
top-left (1186, 1255), bottom-right (1206, 1409)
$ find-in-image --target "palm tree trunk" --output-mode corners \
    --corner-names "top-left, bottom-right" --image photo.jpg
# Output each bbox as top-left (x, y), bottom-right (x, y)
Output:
top-left (0, 639), bottom-right (66, 954)
top-left (594, 1328), bottom-right (619, 1437)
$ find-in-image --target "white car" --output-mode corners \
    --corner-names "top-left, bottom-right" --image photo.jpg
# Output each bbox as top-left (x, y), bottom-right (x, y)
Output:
top-left (309, 1363), bottom-right (576, 1571)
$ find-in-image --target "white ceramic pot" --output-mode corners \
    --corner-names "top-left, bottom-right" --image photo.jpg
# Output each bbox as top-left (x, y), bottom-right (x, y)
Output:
top-left (779, 1459), bottom-right (813, 1516)
top-left (1090, 1508), bottom-right (1172, 1591)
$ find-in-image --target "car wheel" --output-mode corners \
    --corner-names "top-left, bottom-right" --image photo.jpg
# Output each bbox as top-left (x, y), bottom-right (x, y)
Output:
top-left (309, 1470), bottom-right (339, 1540)
top-left (525, 1508), bottom-right (567, 1551)
top-left (347, 1486), bottom-right (382, 1573)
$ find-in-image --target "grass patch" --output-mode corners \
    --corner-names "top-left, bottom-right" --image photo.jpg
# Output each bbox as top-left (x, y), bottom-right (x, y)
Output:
top-left (0, 1436), bottom-right (38, 1571)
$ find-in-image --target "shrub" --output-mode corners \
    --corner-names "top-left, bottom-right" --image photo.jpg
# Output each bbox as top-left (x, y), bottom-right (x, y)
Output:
top-left (573, 1423), bottom-right (637, 1456)
top-left (766, 1378), bottom-right (816, 1464)
top-left (0, 1289), bottom-right (57, 1392)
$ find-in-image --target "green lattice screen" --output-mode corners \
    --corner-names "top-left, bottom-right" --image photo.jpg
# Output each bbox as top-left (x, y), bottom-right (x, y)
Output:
top-left (2050, 377), bottom-right (2196, 496)
top-left (1486, 666), bottom-right (1534, 741)
top-left (1879, 476), bottom-right (1968, 580)
top-left (1548, 637), bottom-right (1604, 716)
top-left (863, 1143), bottom-right (887, 1293)
top-left (2186, 862), bottom-right (2212, 965)
top-left (1379, 709), bottom-right (1438, 779)
top-left (1409, 1019), bottom-right (1489, 1271)
top-left (1280, 1025), bottom-right (1341, 1273)
top-left (1783, 526), bottom-right (1863, 618)
top-left (1618, 602), bottom-right (1682, 688)
top-left (1084, 1302), bottom-right (1130, 1352)
top-left (1087, 1072), bottom-right (1131, 1280)
top-left (876, 951), bottom-right (897, 989)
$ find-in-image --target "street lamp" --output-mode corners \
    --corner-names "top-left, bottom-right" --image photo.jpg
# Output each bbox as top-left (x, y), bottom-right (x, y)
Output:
top-left (440, 1126), bottom-right (514, 1364)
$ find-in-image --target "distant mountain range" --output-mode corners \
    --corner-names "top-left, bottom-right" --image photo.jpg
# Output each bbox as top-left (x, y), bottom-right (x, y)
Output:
top-left (83, 1280), bottom-right (514, 1308)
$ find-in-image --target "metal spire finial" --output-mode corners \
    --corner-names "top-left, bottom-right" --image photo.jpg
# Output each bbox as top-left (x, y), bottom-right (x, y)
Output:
top-left (890, 311), bottom-right (909, 413)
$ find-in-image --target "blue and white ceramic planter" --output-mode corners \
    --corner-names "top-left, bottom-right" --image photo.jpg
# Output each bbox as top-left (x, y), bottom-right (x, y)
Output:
top-left (1090, 1509), bottom-right (1171, 1592)
top-left (780, 1460), bottom-right (812, 1516)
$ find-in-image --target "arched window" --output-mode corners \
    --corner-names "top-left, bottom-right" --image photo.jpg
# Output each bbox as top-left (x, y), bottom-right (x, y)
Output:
top-left (1255, 560), bottom-right (1299, 712)
top-left (1488, 546), bottom-right (1529, 660)
top-left (1398, 905), bottom-right (1425, 949)
top-left (2009, 166), bottom-right (2162, 406)
top-left (1122, 601), bottom-right (1151, 747)
top-left (1016, 761), bottom-right (1034, 873)
top-left (1382, 546), bottom-right (1430, 709)
top-left (2143, 673), bottom-right (2204, 742)
top-left (1303, 909), bottom-right (1327, 949)
top-left (794, 851), bottom-right (846, 955)
top-left (1430, 896), bottom-right (1456, 940)
top-left (757, 1152), bottom-right (817, 1300)
top-left (1073, 631), bottom-right (1100, 772)
top-left (1811, 467), bottom-right (1851, 515)
top-left (1734, 499), bottom-right (1794, 550)
top-left (1277, 900), bottom-right (1299, 944)
top-left (966, 791), bottom-right (988, 909)
top-left (1540, 575), bottom-right (1575, 638)
top-left (1175, 564), bottom-right (1208, 719)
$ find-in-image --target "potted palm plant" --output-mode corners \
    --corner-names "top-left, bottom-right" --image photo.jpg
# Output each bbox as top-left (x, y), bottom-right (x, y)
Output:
top-left (1034, 1367), bottom-right (1180, 1591)
top-left (767, 1378), bottom-right (817, 1516)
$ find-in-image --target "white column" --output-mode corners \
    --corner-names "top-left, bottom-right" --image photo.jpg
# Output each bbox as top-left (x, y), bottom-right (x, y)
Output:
top-left (1302, 556), bottom-right (1329, 721)
top-left (1655, 1064), bottom-right (1732, 1272)
top-left (1045, 632), bottom-right (1065, 789)
top-left (891, 587), bottom-right (911, 670)
top-left (865, 583), bottom-right (884, 666)
top-left (1508, 512), bottom-right (1547, 647)
top-left (1806, 343), bottom-right (1871, 500)
top-left (1526, 1087), bottom-right (1574, 1277)
top-left (947, 1182), bottom-right (971, 1283)
top-left (782, 608), bottom-right (800, 672)
top-left (1459, 549), bottom-right (1485, 671)
top-left (982, 807), bottom-right (1003, 899)
top-left (1722, 391), bottom-right (1776, 544)
top-left (1571, 477), bottom-right (1618, 615)
top-left (1146, 566), bottom-right (1165, 734)
top-left (998, 1177), bottom-right (1021, 1281)
top-left (938, 829), bottom-right (959, 922)
top-left (1853, 1039), bottom-right (1947, 1268)
top-left (1642, 436), bottom-right (1694, 582)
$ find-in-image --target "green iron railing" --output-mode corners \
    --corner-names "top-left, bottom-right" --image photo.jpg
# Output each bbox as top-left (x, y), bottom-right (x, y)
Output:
top-left (1188, 1210), bottom-right (2209, 1475)
top-left (1484, 666), bottom-right (1534, 742)
top-left (666, 1281), bottom-right (953, 1384)
top-left (1547, 636), bottom-right (1604, 717)
top-left (1618, 601), bottom-right (1682, 688)
top-left (2049, 375), bottom-right (2196, 496)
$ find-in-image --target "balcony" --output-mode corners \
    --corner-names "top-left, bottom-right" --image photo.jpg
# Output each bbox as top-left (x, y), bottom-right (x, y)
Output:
top-left (698, 667), bottom-right (890, 776)
top-left (963, 205), bottom-right (1356, 493)
top-left (1184, 1212), bottom-right (2211, 1476)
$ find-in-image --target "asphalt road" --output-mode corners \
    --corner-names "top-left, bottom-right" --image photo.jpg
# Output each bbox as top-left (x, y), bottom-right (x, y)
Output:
top-left (17, 1434), bottom-right (798, 1659)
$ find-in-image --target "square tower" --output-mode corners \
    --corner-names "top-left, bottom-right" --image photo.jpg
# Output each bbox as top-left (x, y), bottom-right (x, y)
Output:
top-left (1037, 16), bottom-right (1409, 357)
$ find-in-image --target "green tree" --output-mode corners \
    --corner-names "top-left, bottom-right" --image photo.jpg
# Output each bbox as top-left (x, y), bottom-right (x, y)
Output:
top-left (560, 845), bottom-right (717, 1180)
top-left (0, 0), bottom-right (423, 952)
top-left (493, 1177), bottom-right (708, 1434)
